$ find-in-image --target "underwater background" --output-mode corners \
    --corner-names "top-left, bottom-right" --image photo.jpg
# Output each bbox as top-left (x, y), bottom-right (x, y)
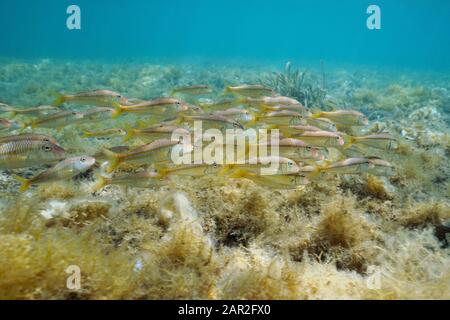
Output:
top-left (0, 0), bottom-right (449, 299)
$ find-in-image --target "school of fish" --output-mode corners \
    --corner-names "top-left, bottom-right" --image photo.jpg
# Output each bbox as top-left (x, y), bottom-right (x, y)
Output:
top-left (0, 84), bottom-right (397, 192)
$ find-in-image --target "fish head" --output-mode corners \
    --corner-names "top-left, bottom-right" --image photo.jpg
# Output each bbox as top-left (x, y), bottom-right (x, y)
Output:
top-left (359, 115), bottom-right (369, 126)
top-left (281, 159), bottom-right (300, 174)
top-left (73, 156), bottom-right (96, 172)
top-left (41, 142), bottom-right (66, 158)
top-left (306, 146), bottom-right (319, 159)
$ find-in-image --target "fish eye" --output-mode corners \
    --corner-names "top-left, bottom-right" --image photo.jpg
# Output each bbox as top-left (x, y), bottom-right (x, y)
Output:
top-left (306, 146), bottom-right (311, 151)
top-left (288, 161), bottom-right (293, 166)
top-left (42, 145), bottom-right (52, 152)
top-left (80, 157), bottom-right (86, 162)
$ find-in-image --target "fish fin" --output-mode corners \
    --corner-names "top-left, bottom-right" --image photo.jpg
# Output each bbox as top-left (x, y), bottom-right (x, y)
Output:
top-left (170, 89), bottom-right (177, 97)
top-left (92, 173), bottom-right (110, 193)
top-left (51, 92), bottom-right (66, 107)
top-left (311, 112), bottom-right (322, 119)
top-left (221, 85), bottom-right (232, 97)
top-left (111, 102), bottom-right (124, 119)
top-left (13, 174), bottom-right (31, 192)
top-left (101, 148), bottom-right (121, 173)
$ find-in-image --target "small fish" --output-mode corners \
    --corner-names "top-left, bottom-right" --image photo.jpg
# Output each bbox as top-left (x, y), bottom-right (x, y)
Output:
top-left (247, 138), bottom-right (320, 161)
top-left (112, 98), bottom-right (189, 118)
top-left (310, 157), bottom-right (370, 178)
top-left (124, 123), bottom-right (191, 142)
top-left (171, 85), bottom-right (212, 96)
top-left (1, 105), bottom-right (59, 118)
top-left (82, 128), bottom-right (127, 139)
top-left (305, 117), bottom-right (337, 132)
top-left (239, 96), bottom-right (302, 107)
top-left (224, 85), bottom-right (275, 98)
top-left (248, 110), bottom-right (306, 127)
top-left (229, 170), bottom-right (309, 189)
top-left (0, 118), bottom-right (19, 132)
top-left (199, 99), bottom-right (240, 111)
top-left (14, 156), bottom-right (95, 192)
top-left (0, 134), bottom-right (65, 169)
top-left (53, 89), bottom-right (127, 107)
top-left (176, 114), bottom-right (244, 130)
top-left (93, 146), bottom-right (130, 163)
top-left (277, 138), bottom-right (321, 161)
top-left (346, 133), bottom-right (398, 151)
top-left (81, 107), bottom-right (114, 124)
top-left (312, 110), bottom-right (368, 126)
top-left (158, 162), bottom-right (221, 178)
top-left (293, 131), bottom-right (344, 147)
top-left (0, 133), bottom-right (61, 146)
top-left (366, 158), bottom-right (395, 176)
top-left (220, 155), bottom-right (300, 176)
top-left (261, 104), bottom-right (312, 117)
top-left (277, 124), bottom-right (322, 137)
top-left (102, 139), bottom-right (192, 173)
top-left (23, 110), bottom-right (84, 130)
top-left (93, 170), bottom-right (165, 192)
top-left (213, 108), bottom-right (254, 124)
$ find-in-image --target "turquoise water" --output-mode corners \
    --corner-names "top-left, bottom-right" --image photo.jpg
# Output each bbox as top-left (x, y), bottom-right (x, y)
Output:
top-left (1, 0), bottom-right (449, 69)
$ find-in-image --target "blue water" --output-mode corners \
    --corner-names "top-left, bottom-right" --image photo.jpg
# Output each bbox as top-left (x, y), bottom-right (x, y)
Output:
top-left (0, 0), bottom-right (449, 69)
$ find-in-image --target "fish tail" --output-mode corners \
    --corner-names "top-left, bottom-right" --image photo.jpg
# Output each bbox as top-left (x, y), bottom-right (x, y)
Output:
top-left (8, 111), bottom-right (17, 118)
top-left (308, 167), bottom-right (322, 180)
top-left (246, 113), bottom-right (259, 127)
top-left (345, 136), bottom-right (356, 149)
top-left (101, 148), bottom-right (121, 173)
top-left (51, 92), bottom-right (66, 107)
top-left (221, 86), bottom-right (231, 96)
top-left (13, 174), bottom-right (31, 192)
top-left (218, 164), bottom-right (236, 177)
top-left (82, 131), bottom-right (92, 138)
top-left (92, 174), bottom-right (111, 193)
top-left (123, 128), bottom-right (135, 142)
top-left (229, 169), bottom-right (249, 179)
top-left (111, 102), bottom-right (124, 119)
